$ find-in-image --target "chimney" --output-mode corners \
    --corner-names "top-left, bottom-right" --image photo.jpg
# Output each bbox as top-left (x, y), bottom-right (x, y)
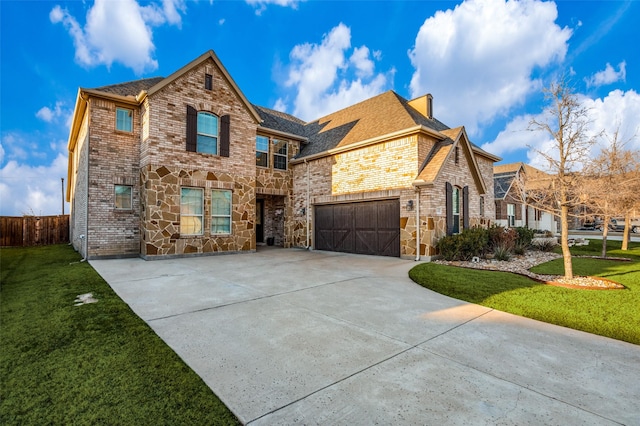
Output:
top-left (408, 93), bottom-right (433, 119)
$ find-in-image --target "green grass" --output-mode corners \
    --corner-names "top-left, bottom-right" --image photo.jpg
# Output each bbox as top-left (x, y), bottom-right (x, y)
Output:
top-left (409, 240), bottom-right (640, 345)
top-left (1, 244), bottom-right (239, 425)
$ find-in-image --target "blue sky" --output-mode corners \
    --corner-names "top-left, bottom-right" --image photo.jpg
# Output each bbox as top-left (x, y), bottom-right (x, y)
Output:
top-left (1, 0), bottom-right (638, 216)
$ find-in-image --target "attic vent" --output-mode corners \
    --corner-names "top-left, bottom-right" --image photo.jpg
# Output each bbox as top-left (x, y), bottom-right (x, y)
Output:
top-left (205, 74), bottom-right (213, 91)
top-left (408, 94), bottom-right (433, 119)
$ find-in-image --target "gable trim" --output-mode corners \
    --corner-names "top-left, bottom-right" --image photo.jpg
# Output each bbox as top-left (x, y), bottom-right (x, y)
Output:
top-left (413, 127), bottom-right (488, 194)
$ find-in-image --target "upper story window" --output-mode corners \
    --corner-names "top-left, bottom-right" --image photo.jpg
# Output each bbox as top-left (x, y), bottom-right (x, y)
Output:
top-left (115, 185), bottom-right (132, 209)
top-left (197, 112), bottom-right (218, 155)
top-left (116, 107), bottom-right (133, 132)
top-left (256, 136), bottom-right (269, 167)
top-left (205, 73), bottom-right (213, 90)
top-left (273, 139), bottom-right (288, 170)
top-left (454, 146), bottom-right (460, 164)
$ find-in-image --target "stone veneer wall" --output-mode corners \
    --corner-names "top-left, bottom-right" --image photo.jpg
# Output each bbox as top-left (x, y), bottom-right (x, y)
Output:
top-left (140, 165), bottom-right (255, 257)
top-left (138, 57), bottom-right (260, 257)
top-left (84, 97), bottom-right (141, 258)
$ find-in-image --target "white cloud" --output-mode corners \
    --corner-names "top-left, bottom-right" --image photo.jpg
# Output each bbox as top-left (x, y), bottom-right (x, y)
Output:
top-left (279, 23), bottom-right (391, 121)
top-left (36, 101), bottom-right (69, 124)
top-left (484, 89), bottom-right (640, 170)
top-left (50, 0), bottom-right (186, 74)
top-left (0, 154), bottom-right (70, 216)
top-left (408, 0), bottom-right (571, 136)
top-left (246, 0), bottom-right (301, 15)
top-left (584, 61), bottom-right (626, 88)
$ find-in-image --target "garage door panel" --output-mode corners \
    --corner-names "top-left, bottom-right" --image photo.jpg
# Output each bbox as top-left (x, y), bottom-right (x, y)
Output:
top-left (315, 200), bottom-right (400, 257)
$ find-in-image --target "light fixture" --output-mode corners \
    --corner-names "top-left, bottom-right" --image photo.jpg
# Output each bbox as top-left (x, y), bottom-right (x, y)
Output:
top-left (406, 200), bottom-right (414, 211)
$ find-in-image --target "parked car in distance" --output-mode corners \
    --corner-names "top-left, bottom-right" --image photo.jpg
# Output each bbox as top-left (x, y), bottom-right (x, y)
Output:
top-left (608, 218), bottom-right (640, 233)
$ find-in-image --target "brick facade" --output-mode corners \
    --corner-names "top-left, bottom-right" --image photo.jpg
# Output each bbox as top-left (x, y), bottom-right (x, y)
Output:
top-left (67, 50), bottom-right (499, 260)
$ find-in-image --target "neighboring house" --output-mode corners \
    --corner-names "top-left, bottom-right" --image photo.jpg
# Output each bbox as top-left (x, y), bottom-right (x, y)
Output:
top-left (494, 163), bottom-right (558, 232)
top-left (66, 50), bottom-right (500, 260)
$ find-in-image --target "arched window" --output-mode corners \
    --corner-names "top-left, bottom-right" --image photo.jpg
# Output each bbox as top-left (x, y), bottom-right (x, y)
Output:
top-left (197, 112), bottom-right (218, 154)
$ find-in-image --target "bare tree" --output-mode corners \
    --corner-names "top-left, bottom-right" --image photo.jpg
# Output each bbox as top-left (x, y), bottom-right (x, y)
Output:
top-left (526, 79), bottom-right (597, 279)
top-left (583, 127), bottom-right (637, 256)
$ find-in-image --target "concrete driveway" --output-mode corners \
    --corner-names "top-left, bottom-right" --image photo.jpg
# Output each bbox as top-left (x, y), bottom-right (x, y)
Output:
top-left (90, 248), bottom-right (640, 425)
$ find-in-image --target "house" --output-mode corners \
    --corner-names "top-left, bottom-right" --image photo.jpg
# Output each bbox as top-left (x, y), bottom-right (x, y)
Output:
top-left (493, 162), bottom-right (558, 232)
top-left (66, 50), bottom-right (500, 261)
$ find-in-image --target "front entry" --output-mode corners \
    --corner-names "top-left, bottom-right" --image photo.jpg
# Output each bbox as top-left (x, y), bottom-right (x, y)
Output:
top-left (256, 199), bottom-right (264, 243)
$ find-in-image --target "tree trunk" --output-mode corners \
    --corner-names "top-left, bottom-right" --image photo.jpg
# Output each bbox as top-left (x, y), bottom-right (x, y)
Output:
top-left (622, 215), bottom-right (630, 251)
top-left (601, 215), bottom-right (609, 258)
top-left (560, 205), bottom-right (573, 279)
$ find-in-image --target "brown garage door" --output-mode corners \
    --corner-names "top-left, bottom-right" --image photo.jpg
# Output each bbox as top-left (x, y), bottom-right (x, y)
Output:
top-left (315, 199), bottom-right (400, 257)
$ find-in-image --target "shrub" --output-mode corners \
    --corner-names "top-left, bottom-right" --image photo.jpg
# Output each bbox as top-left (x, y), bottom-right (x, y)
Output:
top-left (457, 227), bottom-right (489, 260)
top-left (514, 227), bottom-right (535, 248)
top-left (533, 239), bottom-right (557, 252)
top-left (487, 225), bottom-right (517, 251)
top-left (436, 234), bottom-right (461, 261)
top-left (436, 227), bottom-right (488, 261)
top-left (494, 245), bottom-right (512, 261)
top-left (514, 241), bottom-right (528, 255)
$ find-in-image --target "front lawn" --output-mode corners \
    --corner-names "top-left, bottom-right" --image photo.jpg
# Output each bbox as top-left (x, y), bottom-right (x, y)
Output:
top-left (409, 240), bottom-right (640, 344)
top-left (0, 244), bottom-right (239, 425)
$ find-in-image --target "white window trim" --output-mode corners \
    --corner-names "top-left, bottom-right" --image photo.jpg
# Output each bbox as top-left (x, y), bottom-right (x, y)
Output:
top-left (114, 185), bottom-right (132, 210)
top-left (197, 112), bottom-right (219, 155)
top-left (180, 187), bottom-right (204, 236)
top-left (116, 107), bottom-right (133, 132)
top-left (273, 139), bottom-right (288, 171)
top-left (211, 189), bottom-right (232, 235)
top-left (256, 135), bottom-right (269, 168)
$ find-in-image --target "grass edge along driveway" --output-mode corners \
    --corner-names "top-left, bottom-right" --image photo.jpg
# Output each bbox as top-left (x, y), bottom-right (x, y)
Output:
top-left (409, 240), bottom-right (640, 345)
top-left (1, 244), bottom-right (240, 425)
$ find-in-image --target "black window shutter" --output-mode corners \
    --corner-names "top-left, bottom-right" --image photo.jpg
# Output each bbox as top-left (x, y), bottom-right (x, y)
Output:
top-left (186, 105), bottom-right (197, 152)
top-left (445, 182), bottom-right (453, 236)
top-left (220, 114), bottom-right (230, 157)
top-left (463, 186), bottom-right (469, 230)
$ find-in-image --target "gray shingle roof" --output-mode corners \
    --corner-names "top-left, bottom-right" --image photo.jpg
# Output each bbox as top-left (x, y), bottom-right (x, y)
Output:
top-left (253, 105), bottom-right (307, 138)
top-left (92, 77), bottom-right (165, 97)
top-left (296, 91), bottom-right (452, 159)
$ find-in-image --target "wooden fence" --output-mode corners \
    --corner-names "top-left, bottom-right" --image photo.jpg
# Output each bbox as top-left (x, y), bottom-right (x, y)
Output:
top-left (0, 215), bottom-right (70, 247)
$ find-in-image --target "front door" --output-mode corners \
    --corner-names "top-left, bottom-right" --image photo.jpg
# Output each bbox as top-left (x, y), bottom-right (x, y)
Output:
top-left (256, 199), bottom-right (264, 243)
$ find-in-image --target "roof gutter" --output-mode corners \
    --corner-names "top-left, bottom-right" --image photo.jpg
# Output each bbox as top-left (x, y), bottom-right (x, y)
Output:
top-left (258, 127), bottom-right (308, 144)
top-left (291, 124), bottom-right (445, 165)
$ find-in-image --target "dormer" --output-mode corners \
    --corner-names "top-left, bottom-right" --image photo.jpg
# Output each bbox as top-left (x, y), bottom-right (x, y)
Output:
top-left (408, 93), bottom-right (433, 119)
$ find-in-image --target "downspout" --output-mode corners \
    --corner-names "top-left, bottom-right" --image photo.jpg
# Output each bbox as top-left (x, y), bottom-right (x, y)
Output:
top-left (305, 158), bottom-right (310, 249)
top-left (415, 186), bottom-right (420, 261)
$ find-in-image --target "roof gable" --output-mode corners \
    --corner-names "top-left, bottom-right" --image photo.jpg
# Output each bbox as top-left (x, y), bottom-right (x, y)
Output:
top-left (415, 126), bottom-right (488, 194)
top-left (298, 91), bottom-right (449, 158)
top-left (145, 50), bottom-right (261, 123)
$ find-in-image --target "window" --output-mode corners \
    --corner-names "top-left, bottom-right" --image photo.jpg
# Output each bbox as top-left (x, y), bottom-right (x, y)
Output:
top-left (256, 136), bottom-right (269, 167)
top-left (205, 73), bottom-right (213, 90)
top-left (452, 186), bottom-right (460, 234)
top-left (197, 112), bottom-right (218, 154)
top-left (180, 188), bottom-right (203, 235)
top-left (479, 196), bottom-right (484, 217)
top-left (211, 190), bottom-right (232, 234)
top-left (115, 185), bottom-right (132, 209)
top-left (454, 146), bottom-right (460, 164)
top-left (507, 203), bottom-right (515, 227)
top-left (116, 107), bottom-right (133, 132)
top-left (273, 139), bottom-right (288, 170)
